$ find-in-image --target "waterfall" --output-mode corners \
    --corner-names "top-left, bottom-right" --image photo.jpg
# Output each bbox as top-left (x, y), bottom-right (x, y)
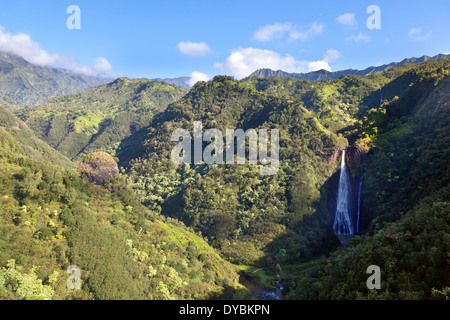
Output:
top-left (379, 89), bottom-right (383, 108)
top-left (333, 150), bottom-right (354, 235)
top-left (356, 176), bottom-right (363, 234)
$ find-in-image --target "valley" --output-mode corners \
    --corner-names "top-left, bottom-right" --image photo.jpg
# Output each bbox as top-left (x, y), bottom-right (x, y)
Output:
top-left (0, 52), bottom-right (449, 300)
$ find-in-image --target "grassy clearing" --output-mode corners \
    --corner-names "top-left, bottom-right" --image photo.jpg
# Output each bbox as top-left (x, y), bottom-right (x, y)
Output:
top-left (234, 264), bottom-right (276, 288)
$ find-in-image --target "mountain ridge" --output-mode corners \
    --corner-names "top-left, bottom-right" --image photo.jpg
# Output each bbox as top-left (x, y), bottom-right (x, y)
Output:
top-left (248, 53), bottom-right (450, 81)
top-left (17, 77), bottom-right (188, 160)
top-left (0, 101), bottom-right (74, 168)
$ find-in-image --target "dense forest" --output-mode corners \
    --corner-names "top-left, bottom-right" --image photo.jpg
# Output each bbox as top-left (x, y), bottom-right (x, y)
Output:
top-left (0, 54), bottom-right (449, 300)
top-left (0, 105), bottom-right (246, 300)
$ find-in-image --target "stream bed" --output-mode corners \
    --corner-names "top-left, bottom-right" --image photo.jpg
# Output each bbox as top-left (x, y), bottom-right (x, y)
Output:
top-left (239, 273), bottom-right (285, 300)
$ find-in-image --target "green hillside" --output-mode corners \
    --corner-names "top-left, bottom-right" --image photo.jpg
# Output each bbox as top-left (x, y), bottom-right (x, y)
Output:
top-left (0, 102), bottom-right (73, 169)
top-left (119, 75), bottom-right (347, 268)
top-left (242, 59), bottom-right (449, 133)
top-left (1, 55), bottom-right (449, 300)
top-left (118, 58), bottom-right (450, 299)
top-left (0, 104), bottom-right (246, 300)
top-left (248, 53), bottom-right (450, 82)
top-left (17, 77), bottom-right (188, 160)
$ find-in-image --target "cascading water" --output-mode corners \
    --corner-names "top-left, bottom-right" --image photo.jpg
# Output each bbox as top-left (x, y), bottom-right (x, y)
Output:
top-left (356, 176), bottom-right (363, 234)
top-left (379, 89), bottom-right (383, 108)
top-left (333, 149), bottom-right (354, 235)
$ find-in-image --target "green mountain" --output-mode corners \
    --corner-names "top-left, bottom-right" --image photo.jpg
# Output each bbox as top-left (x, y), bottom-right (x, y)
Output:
top-left (17, 77), bottom-right (188, 160)
top-left (119, 75), bottom-right (347, 267)
top-left (0, 101), bottom-right (73, 168)
top-left (243, 57), bottom-right (450, 133)
top-left (0, 51), bottom-right (112, 106)
top-left (289, 58), bottom-right (450, 300)
top-left (152, 76), bottom-right (191, 88)
top-left (117, 58), bottom-right (450, 299)
top-left (249, 53), bottom-right (450, 82)
top-left (0, 98), bottom-right (245, 300)
top-left (1, 53), bottom-right (449, 300)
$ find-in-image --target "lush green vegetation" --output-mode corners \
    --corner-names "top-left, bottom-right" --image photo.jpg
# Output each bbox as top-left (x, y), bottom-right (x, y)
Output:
top-left (0, 109), bottom-right (246, 300)
top-left (120, 59), bottom-right (450, 299)
top-left (286, 59), bottom-right (450, 300)
top-left (17, 77), bottom-right (187, 160)
top-left (242, 59), bottom-right (447, 133)
top-left (0, 103), bottom-right (73, 169)
top-left (0, 55), bottom-right (449, 300)
top-left (248, 53), bottom-right (449, 82)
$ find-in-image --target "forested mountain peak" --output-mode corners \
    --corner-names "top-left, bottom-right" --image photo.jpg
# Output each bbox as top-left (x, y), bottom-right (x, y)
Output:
top-left (17, 77), bottom-right (188, 160)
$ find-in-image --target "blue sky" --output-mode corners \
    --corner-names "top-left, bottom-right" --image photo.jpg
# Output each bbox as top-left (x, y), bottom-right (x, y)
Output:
top-left (0, 0), bottom-right (449, 82)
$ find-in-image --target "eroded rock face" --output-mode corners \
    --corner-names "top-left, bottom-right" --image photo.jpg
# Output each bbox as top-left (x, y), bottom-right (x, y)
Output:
top-left (79, 151), bottom-right (119, 185)
top-left (327, 148), bottom-right (341, 164)
top-left (347, 142), bottom-right (370, 165)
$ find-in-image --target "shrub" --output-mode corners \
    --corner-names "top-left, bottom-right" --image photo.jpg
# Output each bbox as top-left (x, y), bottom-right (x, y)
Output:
top-left (34, 227), bottom-right (54, 240)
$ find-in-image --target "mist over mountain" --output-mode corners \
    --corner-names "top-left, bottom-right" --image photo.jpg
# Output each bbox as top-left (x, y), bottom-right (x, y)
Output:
top-left (152, 76), bottom-right (191, 88)
top-left (0, 51), bottom-right (113, 106)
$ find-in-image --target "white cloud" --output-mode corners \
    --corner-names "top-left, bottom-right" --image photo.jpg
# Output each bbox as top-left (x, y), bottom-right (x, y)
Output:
top-left (63, 57), bottom-right (113, 76)
top-left (252, 22), bottom-right (323, 42)
top-left (0, 26), bottom-right (112, 76)
top-left (253, 22), bottom-right (292, 41)
top-left (308, 49), bottom-right (342, 72)
top-left (408, 28), bottom-right (432, 41)
top-left (92, 57), bottom-right (113, 73)
top-left (307, 60), bottom-right (331, 72)
top-left (188, 71), bottom-right (210, 86)
top-left (335, 13), bottom-right (356, 26)
top-left (214, 47), bottom-right (338, 79)
top-left (288, 22), bottom-right (324, 41)
top-left (214, 47), bottom-right (306, 79)
top-left (323, 49), bottom-right (342, 63)
top-left (177, 41), bottom-right (211, 57)
top-left (346, 32), bottom-right (371, 42)
top-left (0, 26), bottom-right (59, 66)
